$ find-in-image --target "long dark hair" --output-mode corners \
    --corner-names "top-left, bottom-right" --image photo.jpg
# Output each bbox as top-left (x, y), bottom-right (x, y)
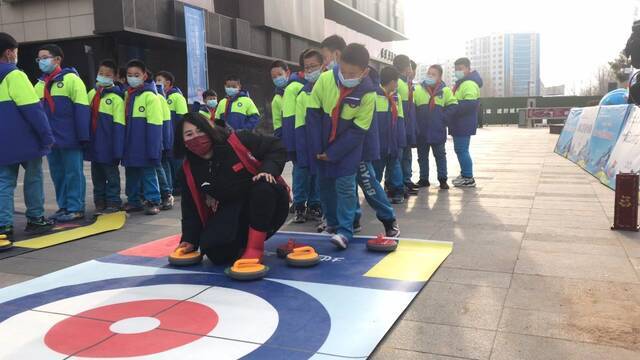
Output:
top-left (173, 112), bottom-right (230, 159)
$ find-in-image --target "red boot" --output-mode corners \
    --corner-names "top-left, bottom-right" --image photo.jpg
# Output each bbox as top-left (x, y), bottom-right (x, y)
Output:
top-left (241, 227), bottom-right (266, 260)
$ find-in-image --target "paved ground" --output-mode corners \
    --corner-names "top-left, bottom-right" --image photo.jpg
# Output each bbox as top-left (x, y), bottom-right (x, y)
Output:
top-left (1, 126), bottom-right (639, 360)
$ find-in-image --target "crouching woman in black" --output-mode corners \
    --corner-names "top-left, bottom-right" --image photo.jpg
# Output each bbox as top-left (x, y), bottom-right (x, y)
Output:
top-left (173, 112), bottom-right (289, 272)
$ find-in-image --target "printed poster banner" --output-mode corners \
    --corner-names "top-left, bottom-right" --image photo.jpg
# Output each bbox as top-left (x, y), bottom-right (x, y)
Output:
top-left (184, 5), bottom-right (209, 104)
top-left (604, 106), bottom-right (640, 189)
top-left (566, 106), bottom-right (599, 166)
top-left (554, 108), bottom-right (583, 157)
top-left (584, 105), bottom-right (632, 183)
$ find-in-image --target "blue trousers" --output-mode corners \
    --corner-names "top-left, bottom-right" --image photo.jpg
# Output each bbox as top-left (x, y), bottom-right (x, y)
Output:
top-left (318, 174), bottom-right (357, 240)
top-left (91, 162), bottom-right (122, 206)
top-left (453, 136), bottom-right (473, 178)
top-left (417, 143), bottom-right (448, 181)
top-left (0, 158), bottom-right (45, 226)
top-left (156, 164), bottom-right (172, 197)
top-left (47, 148), bottom-right (86, 212)
top-left (292, 164), bottom-right (320, 208)
top-left (357, 162), bottom-right (395, 222)
top-left (125, 167), bottom-right (161, 206)
top-left (401, 147), bottom-right (413, 184)
top-left (161, 158), bottom-right (173, 194)
top-left (373, 155), bottom-right (404, 195)
top-left (170, 158), bottom-right (183, 192)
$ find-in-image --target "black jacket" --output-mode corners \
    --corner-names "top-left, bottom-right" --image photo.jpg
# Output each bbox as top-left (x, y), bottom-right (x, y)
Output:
top-left (179, 130), bottom-right (287, 245)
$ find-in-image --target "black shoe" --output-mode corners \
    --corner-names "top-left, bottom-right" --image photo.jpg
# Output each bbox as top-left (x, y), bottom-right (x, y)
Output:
top-left (391, 193), bottom-right (405, 204)
top-left (124, 203), bottom-right (144, 213)
top-left (406, 187), bottom-right (419, 196)
top-left (305, 204), bottom-right (323, 222)
top-left (160, 194), bottom-right (175, 210)
top-left (439, 179), bottom-right (450, 190)
top-left (293, 207), bottom-right (307, 223)
top-left (383, 219), bottom-right (400, 238)
top-left (144, 201), bottom-right (160, 215)
top-left (25, 217), bottom-right (54, 234)
top-left (417, 179), bottom-right (430, 188)
top-left (94, 201), bottom-right (106, 212)
top-left (0, 224), bottom-right (14, 237)
top-left (353, 219), bottom-right (362, 234)
top-left (405, 181), bottom-right (419, 190)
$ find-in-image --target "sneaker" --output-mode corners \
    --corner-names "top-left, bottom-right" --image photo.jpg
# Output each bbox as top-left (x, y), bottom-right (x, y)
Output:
top-left (293, 207), bottom-right (307, 223)
top-left (25, 217), bottom-right (54, 234)
top-left (144, 202), bottom-right (160, 215)
top-left (452, 175), bottom-right (465, 185)
top-left (56, 212), bottom-right (85, 223)
top-left (94, 201), bottom-right (106, 212)
top-left (316, 219), bottom-right (327, 233)
top-left (289, 204), bottom-right (295, 214)
top-left (124, 203), bottom-right (144, 213)
top-left (160, 195), bottom-right (175, 210)
top-left (417, 179), bottom-right (430, 188)
top-left (383, 219), bottom-right (401, 238)
top-left (454, 177), bottom-right (476, 188)
top-left (321, 226), bottom-right (337, 235)
top-left (439, 179), bottom-right (450, 190)
top-left (103, 204), bottom-right (122, 213)
top-left (405, 181), bottom-right (419, 190)
top-left (390, 193), bottom-right (405, 204)
top-left (0, 224), bottom-right (14, 237)
top-left (405, 187), bottom-right (419, 196)
top-left (353, 219), bottom-right (362, 234)
top-left (49, 208), bottom-right (67, 221)
top-left (330, 233), bottom-right (349, 250)
top-left (305, 204), bottom-right (323, 222)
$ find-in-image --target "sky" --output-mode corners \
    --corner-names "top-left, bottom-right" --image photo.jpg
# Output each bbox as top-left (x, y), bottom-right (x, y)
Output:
top-left (392, 0), bottom-right (638, 93)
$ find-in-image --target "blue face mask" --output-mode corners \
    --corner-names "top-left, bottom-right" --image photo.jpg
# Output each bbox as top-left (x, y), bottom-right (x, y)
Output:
top-left (423, 76), bottom-right (436, 86)
top-left (206, 99), bottom-right (218, 108)
top-left (96, 75), bottom-right (114, 87)
top-left (38, 58), bottom-right (56, 74)
top-left (273, 75), bottom-right (288, 88)
top-left (127, 76), bottom-right (144, 88)
top-left (338, 70), bottom-right (362, 88)
top-left (455, 71), bottom-right (465, 80)
top-left (304, 69), bottom-right (322, 83)
top-left (225, 87), bottom-right (239, 97)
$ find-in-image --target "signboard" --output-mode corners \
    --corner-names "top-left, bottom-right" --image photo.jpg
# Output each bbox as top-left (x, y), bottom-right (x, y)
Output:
top-left (554, 108), bottom-right (583, 157)
top-left (526, 107), bottom-right (572, 120)
top-left (567, 106), bottom-right (599, 166)
top-left (604, 106), bottom-right (640, 188)
top-left (184, 5), bottom-right (209, 104)
top-left (584, 105), bottom-right (631, 182)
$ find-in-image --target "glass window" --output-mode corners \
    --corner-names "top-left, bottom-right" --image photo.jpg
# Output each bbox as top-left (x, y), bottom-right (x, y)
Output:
top-left (497, 109), bottom-right (503, 114)
top-left (486, 109), bottom-right (492, 114)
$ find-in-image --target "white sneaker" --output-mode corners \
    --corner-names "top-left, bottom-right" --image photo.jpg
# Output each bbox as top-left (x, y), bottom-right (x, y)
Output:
top-left (330, 234), bottom-right (349, 250)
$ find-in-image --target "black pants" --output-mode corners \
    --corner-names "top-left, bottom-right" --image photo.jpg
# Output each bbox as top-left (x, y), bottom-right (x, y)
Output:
top-left (199, 181), bottom-right (289, 265)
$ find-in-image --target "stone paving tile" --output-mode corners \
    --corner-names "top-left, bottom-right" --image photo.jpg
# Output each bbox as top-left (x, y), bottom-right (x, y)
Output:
top-left (371, 347), bottom-right (473, 360)
top-left (515, 250), bottom-right (639, 283)
top-left (402, 282), bottom-right (507, 330)
top-left (521, 240), bottom-right (627, 257)
top-left (522, 233), bottom-right (620, 247)
top-left (381, 321), bottom-right (495, 360)
top-left (443, 243), bottom-right (520, 273)
top-left (432, 268), bottom-right (512, 289)
top-left (490, 332), bottom-right (640, 360)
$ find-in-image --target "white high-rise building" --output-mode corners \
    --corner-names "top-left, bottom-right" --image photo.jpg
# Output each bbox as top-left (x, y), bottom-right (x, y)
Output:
top-left (465, 33), bottom-right (541, 97)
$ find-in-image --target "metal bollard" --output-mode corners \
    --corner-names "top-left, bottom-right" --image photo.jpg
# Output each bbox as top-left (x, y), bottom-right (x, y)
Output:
top-left (611, 173), bottom-right (639, 231)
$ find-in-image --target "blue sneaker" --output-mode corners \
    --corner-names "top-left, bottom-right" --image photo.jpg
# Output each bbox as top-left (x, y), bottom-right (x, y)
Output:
top-left (49, 209), bottom-right (67, 221)
top-left (330, 234), bottom-right (349, 250)
top-left (56, 212), bottom-right (85, 223)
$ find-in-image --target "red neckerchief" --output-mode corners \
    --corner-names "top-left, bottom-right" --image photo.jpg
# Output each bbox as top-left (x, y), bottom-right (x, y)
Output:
top-left (210, 107), bottom-right (216, 121)
top-left (90, 87), bottom-right (104, 133)
top-left (329, 86), bottom-right (355, 143)
top-left (384, 89), bottom-right (398, 126)
top-left (407, 78), bottom-right (414, 105)
top-left (124, 87), bottom-right (140, 124)
top-left (43, 67), bottom-right (62, 113)
top-left (426, 81), bottom-right (441, 111)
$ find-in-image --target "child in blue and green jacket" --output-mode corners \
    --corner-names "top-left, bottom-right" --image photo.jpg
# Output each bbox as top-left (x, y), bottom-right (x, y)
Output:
top-left (415, 64), bottom-right (458, 190)
top-left (393, 55), bottom-right (418, 193)
top-left (199, 89), bottom-right (218, 125)
top-left (373, 66), bottom-right (406, 204)
top-left (86, 59), bottom-right (125, 212)
top-left (306, 43), bottom-right (377, 249)
top-left (155, 71), bottom-right (188, 195)
top-left (0, 33), bottom-right (55, 240)
top-left (122, 59), bottom-right (163, 215)
top-left (151, 74), bottom-right (175, 211)
top-left (34, 44), bottom-right (90, 222)
top-left (215, 75), bottom-right (261, 130)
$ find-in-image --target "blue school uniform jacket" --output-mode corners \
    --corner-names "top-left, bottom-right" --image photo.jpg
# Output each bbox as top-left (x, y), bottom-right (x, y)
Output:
top-left (122, 83), bottom-right (164, 167)
top-left (414, 81), bottom-right (458, 144)
top-left (450, 71), bottom-right (483, 137)
top-left (165, 87), bottom-right (188, 152)
top-left (305, 66), bottom-right (377, 178)
top-left (86, 85), bottom-right (125, 165)
top-left (375, 88), bottom-right (405, 159)
top-left (294, 81), bottom-right (315, 168)
top-left (34, 67), bottom-right (90, 149)
top-left (397, 77), bottom-right (415, 147)
top-left (280, 72), bottom-right (306, 153)
top-left (0, 63), bottom-right (53, 166)
top-left (215, 90), bottom-right (261, 130)
top-left (361, 68), bottom-right (381, 162)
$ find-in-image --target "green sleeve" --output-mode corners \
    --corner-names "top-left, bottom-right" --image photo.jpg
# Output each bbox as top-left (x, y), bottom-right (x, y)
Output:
top-left (396, 93), bottom-right (404, 118)
top-left (444, 87), bottom-right (458, 106)
top-left (294, 92), bottom-right (307, 128)
top-left (113, 95), bottom-right (125, 125)
top-left (8, 71), bottom-right (40, 106)
top-left (353, 92), bottom-right (375, 130)
top-left (245, 97), bottom-right (260, 116)
top-left (69, 74), bottom-right (89, 105)
top-left (214, 99), bottom-right (225, 120)
top-left (271, 95), bottom-right (283, 130)
top-left (171, 93), bottom-right (189, 115)
top-left (146, 93), bottom-right (164, 125)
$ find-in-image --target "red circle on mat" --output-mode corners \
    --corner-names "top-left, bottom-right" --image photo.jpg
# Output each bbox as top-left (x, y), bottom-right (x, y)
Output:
top-left (44, 299), bottom-right (218, 357)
